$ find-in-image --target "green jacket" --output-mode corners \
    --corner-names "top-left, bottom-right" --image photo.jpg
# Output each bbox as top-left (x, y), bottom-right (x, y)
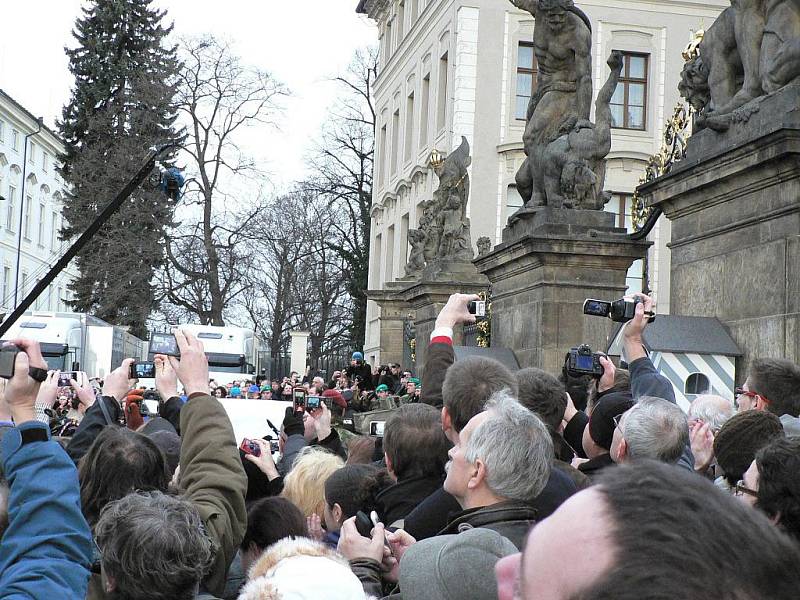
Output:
top-left (180, 394), bottom-right (248, 597)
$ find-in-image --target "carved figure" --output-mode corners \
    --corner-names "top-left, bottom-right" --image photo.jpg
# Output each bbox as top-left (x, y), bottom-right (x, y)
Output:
top-left (508, 0), bottom-right (593, 207)
top-left (476, 236), bottom-right (492, 257)
top-left (406, 229), bottom-right (427, 276)
top-left (541, 51), bottom-right (623, 209)
top-left (679, 1), bottom-right (800, 130)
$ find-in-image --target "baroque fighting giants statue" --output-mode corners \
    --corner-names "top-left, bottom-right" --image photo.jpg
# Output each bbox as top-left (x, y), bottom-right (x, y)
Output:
top-left (508, 0), bottom-right (619, 211)
top-left (405, 137), bottom-right (474, 278)
top-left (679, 0), bottom-right (800, 131)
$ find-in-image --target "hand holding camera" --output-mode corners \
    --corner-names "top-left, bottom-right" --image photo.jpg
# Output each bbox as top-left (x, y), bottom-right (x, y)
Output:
top-left (435, 293), bottom-right (481, 329)
top-left (102, 358), bottom-right (136, 403)
top-left (241, 437), bottom-right (280, 481)
top-left (166, 329), bottom-right (209, 397)
top-left (1, 339), bottom-right (48, 425)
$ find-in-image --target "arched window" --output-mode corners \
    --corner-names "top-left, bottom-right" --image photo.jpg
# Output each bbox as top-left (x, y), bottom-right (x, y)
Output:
top-left (685, 372), bottom-right (710, 395)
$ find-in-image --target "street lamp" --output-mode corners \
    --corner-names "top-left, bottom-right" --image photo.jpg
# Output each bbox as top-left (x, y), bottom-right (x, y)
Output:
top-left (13, 116), bottom-right (43, 309)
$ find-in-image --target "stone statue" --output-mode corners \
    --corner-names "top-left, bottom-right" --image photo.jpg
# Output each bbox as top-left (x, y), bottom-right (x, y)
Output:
top-left (679, 1), bottom-right (800, 130)
top-left (508, 0), bottom-right (592, 207)
top-left (541, 51), bottom-right (623, 209)
top-left (476, 236), bottom-right (493, 257)
top-left (406, 137), bottom-right (475, 278)
top-left (406, 229), bottom-right (426, 276)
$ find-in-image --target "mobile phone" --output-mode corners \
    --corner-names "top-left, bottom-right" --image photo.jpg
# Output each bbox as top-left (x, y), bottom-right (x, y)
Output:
top-left (150, 332), bottom-right (180, 357)
top-left (355, 510), bottom-right (373, 538)
top-left (129, 361), bottom-right (156, 379)
top-left (0, 345), bottom-right (18, 379)
top-left (467, 300), bottom-right (487, 318)
top-left (370, 421), bottom-right (385, 437)
top-left (240, 438), bottom-right (262, 457)
top-left (58, 371), bottom-right (79, 387)
top-left (269, 439), bottom-right (280, 453)
top-left (293, 387), bottom-right (306, 412)
top-left (306, 395), bottom-right (321, 411)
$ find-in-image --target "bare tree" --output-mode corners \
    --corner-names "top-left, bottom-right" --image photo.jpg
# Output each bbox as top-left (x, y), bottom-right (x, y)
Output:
top-left (159, 35), bottom-right (287, 325)
top-left (306, 46), bottom-right (377, 349)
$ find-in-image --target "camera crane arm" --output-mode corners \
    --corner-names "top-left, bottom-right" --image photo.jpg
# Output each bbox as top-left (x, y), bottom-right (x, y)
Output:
top-left (0, 143), bottom-right (179, 339)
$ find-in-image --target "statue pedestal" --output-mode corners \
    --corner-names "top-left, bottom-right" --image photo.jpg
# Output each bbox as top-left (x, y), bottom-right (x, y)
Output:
top-left (475, 208), bottom-right (650, 372)
top-left (398, 261), bottom-right (489, 376)
top-left (367, 281), bottom-right (413, 369)
top-left (637, 85), bottom-right (800, 372)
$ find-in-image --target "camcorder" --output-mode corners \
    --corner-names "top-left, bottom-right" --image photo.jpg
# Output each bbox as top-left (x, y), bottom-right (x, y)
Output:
top-left (0, 345), bottom-right (19, 379)
top-left (565, 344), bottom-right (604, 378)
top-left (583, 297), bottom-right (655, 324)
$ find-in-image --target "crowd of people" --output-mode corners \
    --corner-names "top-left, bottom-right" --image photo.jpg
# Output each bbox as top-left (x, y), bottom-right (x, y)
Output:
top-left (0, 292), bottom-right (799, 599)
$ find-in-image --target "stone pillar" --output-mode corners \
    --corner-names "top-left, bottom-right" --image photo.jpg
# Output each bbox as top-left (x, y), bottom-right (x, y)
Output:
top-left (289, 331), bottom-right (309, 376)
top-left (637, 86), bottom-right (800, 374)
top-left (399, 268), bottom-right (489, 376)
top-left (475, 208), bottom-right (649, 373)
top-left (367, 282), bottom-right (412, 369)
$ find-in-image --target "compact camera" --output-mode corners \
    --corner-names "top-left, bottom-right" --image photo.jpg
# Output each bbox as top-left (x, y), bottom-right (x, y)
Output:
top-left (565, 344), bottom-right (604, 378)
top-left (468, 300), bottom-right (487, 318)
top-left (583, 297), bottom-right (655, 324)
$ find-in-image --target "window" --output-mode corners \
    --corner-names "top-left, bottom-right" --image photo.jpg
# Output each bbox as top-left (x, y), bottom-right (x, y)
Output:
top-left (404, 91), bottom-right (415, 162)
top-left (397, 2), bottom-right (405, 44)
top-left (57, 286), bottom-right (63, 311)
top-left (385, 20), bottom-right (393, 61)
top-left (23, 195), bottom-right (32, 240)
top-left (385, 225), bottom-right (395, 283)
top-left (2, 267), bottom-right (10, 308)
top-left (419, 73), bottom-right (431, 148)
top-left (611, 53), bottom-right (648, 130)
top-left (390, 108), bottom-right (400, 175)
top-left (0, 120), bottom-right (4, 143)
top-left (604, 193), bottom-right (634, 230)
top-left (51, 210), bottom-right (59, 249)
top-left (505, 185), bottom-right (524, 222)
top-left (685, 373), bottom-right (711, 395)
top-left (626, 259), bottom-right (644, 294)
top-left (42, 151), bottom-right (48, 172)
top-left (437, 51), bottom-right (449, 131)
top-left (37, 203), bottom-right (45, 246)
top-left (6, 185), bottom-right (16, 230)
top-left (21, 272), bottom-right (28, 299)
top-left (378, 123), bottom-right (388, 186)
top-left (400, 213), bottom-right (410, 263)
top-left (515, 42), bottom-right (538, 120)
top-left (410, 0), bottom-right (418, 24)
top-left (11, 130), bottom-right (19, 152)
top-left (29, 142), bottom-right (36, 164)
top-left (47, 284), bottom-right (53, 310)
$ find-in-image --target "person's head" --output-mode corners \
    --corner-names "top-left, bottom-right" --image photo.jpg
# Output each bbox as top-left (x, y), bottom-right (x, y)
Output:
top-left (586, 369), bottom-right (630, 414)
top-left (390, 363), bottom-right (401, 376)
top-left (713, 409), bottom-right (785, 487)
top-left (79, 427), bottom-right (169, 527)
top-left (515, 368), bottom-right (567, 433)
top-left (351, 351), bottom-right (364, 366)
top-left (214, 386), bottom-right (227, 398)
top-left (445, 391), bottom-right (552, 509)
top-left (559, 369), bottom-right (591, 412)
top-left (375, 384), bottom-right (389, 399)
top-left (442, 357), bottom-right (518, 441)
top-left (282, 382), bottom-right (293, 395)
top-left (312, 376), bottom-right (325, 390)
top-left (240, 497), bottom-right (308, 574)
top-left (271, 380), bottom-right (280, 391)
top-left (383, 403), bottom-right (451, 481)
top-left (238, 537), bottom-right (367, 600)
top-left (688, 394), bottom-right (734, 432)
top-left (401, 527), bottom-right (518, 600)
top-left (748, 437), bottom-right (800, 541)
top-left (742, 358), bottom-right (800, 416)
top-left (540, 0), bottom-right (573, 32)
top-left (405, 378), bottom-right (419, 395)
top-left (281, 447), bottom-right (344, 518)
top-left (609, 397), bottom-right (688, 464)
top-left (323, 464), bottom-right (393, 533)
top-left (496, 460), bottom-right (800, 600)
top-left (583, 392), bottom-right (634, 459)
top-left (95, 491), bottom-right (213, 600)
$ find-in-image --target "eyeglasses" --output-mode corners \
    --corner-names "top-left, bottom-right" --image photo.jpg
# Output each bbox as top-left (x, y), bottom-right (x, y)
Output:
top-left (734, 387), bottom-right (770, 409)
top-left (612, 413), bottom-right (625, 432)
top-left (734, 480), bottom-right (758, 498)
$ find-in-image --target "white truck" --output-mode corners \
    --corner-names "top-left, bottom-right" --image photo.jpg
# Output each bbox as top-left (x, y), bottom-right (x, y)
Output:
top-left (1, 311), bottom-right (147, 378)
top-left (148, 324), bottom-right (260, 387)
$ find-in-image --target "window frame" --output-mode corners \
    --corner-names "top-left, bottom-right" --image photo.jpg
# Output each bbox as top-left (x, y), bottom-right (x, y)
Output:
top-left (611, 52), bottom-right (649, 131)
top-left (515, 41), bottom-right (538, 121)
top-left (685, 372), bottom-right (711, 396)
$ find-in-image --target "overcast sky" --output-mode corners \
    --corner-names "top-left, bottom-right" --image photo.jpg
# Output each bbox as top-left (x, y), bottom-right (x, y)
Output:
top-left (0, 0), bottom-right (377, 189)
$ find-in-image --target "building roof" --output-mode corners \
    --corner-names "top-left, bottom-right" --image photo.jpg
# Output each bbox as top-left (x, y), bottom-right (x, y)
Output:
top-left (0, 88), bottom-right (64, 146)
top-left (609, 315), bottom-right (742, 357)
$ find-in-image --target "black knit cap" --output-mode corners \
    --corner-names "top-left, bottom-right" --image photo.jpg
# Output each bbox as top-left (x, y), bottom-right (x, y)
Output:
top-left (713, 409), bottom-right (784, 484)
top-left (589, 391), bottom-right (634, 451)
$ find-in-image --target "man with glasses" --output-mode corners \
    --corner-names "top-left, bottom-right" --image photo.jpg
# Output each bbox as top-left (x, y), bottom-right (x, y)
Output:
top-left (609, 396), bottom-right (689, 465)
top-left (735, 357), bottom-right (800, 437)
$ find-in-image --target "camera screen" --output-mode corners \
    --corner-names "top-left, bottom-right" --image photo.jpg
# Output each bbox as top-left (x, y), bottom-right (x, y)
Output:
top-left (583, 299), bottom-right (611, 317)
top-left (134, 362), bottom-right (156, 379)
top-left (576, 354), bottom-right (594, 370)
top-left (306, 396), bottom-right (321, 410)
top-left (58, 371), bottom-right (78, 387)
top-left (150, 333), bottom-right (179, 356)
top-left (370, 421), bottom-right (385, 436)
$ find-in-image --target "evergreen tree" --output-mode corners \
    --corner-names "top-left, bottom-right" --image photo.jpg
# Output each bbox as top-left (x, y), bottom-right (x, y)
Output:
top-left (59, 0), bottom-right (181, 338)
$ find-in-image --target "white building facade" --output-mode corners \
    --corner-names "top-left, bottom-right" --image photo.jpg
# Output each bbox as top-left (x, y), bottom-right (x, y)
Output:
top-left (0, 89), bottom-right (77, 316)
top-left (358, 0), bottom-right (726, 366)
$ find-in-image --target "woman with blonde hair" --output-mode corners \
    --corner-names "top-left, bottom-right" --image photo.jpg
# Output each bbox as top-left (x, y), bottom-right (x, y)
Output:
top-left (281, 446), bottom-right (344, 519)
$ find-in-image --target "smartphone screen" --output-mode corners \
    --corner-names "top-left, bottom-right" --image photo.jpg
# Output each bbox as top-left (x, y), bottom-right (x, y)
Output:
top-left (370, 421), bottom-right (385, 437)
top-left (150, 332), bottom-right (180, 357)
top-left (306, 396), bottom-right (321, 411)
top-left (130, 362), bottom-right (156, 379)
top-left (58, 371), bottom-right (78, 387)
top-left (293, 388), bottom-right (306, 412)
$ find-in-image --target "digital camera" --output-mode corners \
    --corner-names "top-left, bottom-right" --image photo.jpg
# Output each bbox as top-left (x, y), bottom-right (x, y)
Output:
top-left (583, 297), bottom-right (655, 324)
top-left (565, 344), bottom-right (604, 378)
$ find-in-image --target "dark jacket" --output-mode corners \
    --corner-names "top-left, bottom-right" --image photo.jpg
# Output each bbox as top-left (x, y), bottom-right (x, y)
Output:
top-left (375, 474), bottom-right (445, 528)
top-left (404, 466), bottom-right (578, 541)
top-left (420, 341), bottom-right (453, 407)
top-left (346, 363), bottom-right (375, 391)
top-left (439, 500), bottom-right (538, 550)
top-left (578, 452), bottom-right (615, 481)
top-left (278, 429), bottom-right (347, 476)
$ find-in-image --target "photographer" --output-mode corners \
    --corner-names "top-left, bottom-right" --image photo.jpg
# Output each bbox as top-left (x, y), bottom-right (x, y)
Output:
top-left (376, 363), bottom-right (402, 394)
top-left (0, 339), bottom-right (93, 597)
top-left (345, 352), bottom-right (374, 391)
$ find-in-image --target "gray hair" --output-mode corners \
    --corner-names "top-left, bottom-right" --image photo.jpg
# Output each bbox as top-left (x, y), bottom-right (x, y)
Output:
top-left (620, 396), bottom-right (689, 463)
top-left (464, 390), bottom-right (553, 502)
top-left (95, 491), bottom-right (214, 600)
top-left (688, 394), bottom-right (734, 432)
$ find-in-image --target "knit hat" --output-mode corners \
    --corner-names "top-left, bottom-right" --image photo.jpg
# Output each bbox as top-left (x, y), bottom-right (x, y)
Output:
top-left (408, 377), bottom-right (421, 386)
top-left (141, 416), bottom-right (177, 437)
top-left (399, 528), bottom-right (518, 600)
top-left (589, 392), bottom-right (634, 450)
top-left (352, 351), bottom-right (364, 361)
top-left (248, 384), bottom-right (260, 393)
top-left (322, 388), bottom-right (348, 409)
top-left (714, 409), bottom-right (785, 484)
top-left (375, 384), bottom-right (389, 393)
top-left (147, 430), bottom-right (181, 476)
